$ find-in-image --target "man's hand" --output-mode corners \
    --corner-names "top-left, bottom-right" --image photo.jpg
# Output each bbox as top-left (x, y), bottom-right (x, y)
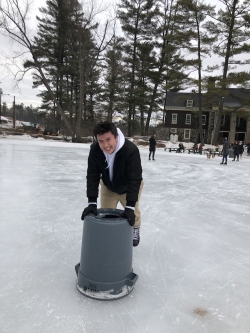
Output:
top-left (81, 204), bottom-right (97, 220)
top-left (120, 208), bottom-right (135, 226)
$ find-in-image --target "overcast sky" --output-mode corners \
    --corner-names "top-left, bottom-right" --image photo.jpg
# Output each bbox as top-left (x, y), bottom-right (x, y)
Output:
top-left (0, 0), bottom-right (246, 109)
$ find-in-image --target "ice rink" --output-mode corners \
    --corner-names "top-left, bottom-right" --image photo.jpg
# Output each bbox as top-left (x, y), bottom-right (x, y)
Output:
top-left (1, 137), bottom-right (250, 333)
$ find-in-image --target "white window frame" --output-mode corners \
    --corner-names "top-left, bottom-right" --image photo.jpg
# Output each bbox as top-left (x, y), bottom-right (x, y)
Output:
top-left (185, 114), bottom-right (191, 125)
top-left (202, 115), bottom-right (206, 125)
top-left (184, 129), bottom-right (191, 139)
top-left (171, 113), bottom-right (178, 124)
top-left (170, 128), bottom-right (177, 133)
top-left (221, 115), bottom-right (225, 126)
top-left (186, 100), bottom-right (193, 107)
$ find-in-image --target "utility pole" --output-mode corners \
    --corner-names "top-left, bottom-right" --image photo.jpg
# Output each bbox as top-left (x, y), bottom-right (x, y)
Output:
top-left (0, 87), bottom-right (2, 125)
top-left (13, 96), bottom-right (16, 128)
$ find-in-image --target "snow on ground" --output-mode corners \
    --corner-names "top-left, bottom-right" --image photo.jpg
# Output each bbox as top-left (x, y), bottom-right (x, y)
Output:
top-left (0, 137), bottom-right (250, 333)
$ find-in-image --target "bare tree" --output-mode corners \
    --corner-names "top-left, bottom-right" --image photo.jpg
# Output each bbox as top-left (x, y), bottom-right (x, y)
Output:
top-left (0, 0), bottom-right (115, 140)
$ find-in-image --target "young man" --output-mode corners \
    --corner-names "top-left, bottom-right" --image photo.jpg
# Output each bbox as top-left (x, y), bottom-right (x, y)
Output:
top-left (81, 121), bottom-right (143, 247)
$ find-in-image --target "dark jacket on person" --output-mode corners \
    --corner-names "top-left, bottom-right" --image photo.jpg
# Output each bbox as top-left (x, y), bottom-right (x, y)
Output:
top-left (87, 139), bottom-right (143, 206)
top-left (239, 144), bottom-right (244, 154)
top-left (233, 143), bottom-right (240, 155)
top-left (222, 139), bottom-right (229, 155)
top-left (149, 136), bottom-right (156, 151)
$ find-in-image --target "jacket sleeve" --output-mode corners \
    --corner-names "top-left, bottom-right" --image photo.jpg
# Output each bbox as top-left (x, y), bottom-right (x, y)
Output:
top-left (126, 147), bottom-right (143, 207)
top-left (86, 151), bottom-right (101, 203)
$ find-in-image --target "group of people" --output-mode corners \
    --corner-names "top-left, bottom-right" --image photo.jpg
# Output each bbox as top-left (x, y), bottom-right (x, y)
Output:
top-left (221, 138), bottom-right (245, 164)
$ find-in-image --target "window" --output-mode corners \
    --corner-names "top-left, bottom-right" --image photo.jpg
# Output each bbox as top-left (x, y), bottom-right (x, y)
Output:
top-left (186, 100), bottom-right (193, 107)
top-left (171, 114), bottom-right (178, 124)
top-left (185, 114), bottom-right (191, 124)
top-left (170, 128), bottom-right (177, 133)
top-left (202, 115), bottom-right (206, 125)
top-left (236, 117), bottom-right (240, 126)
top-left (220, 115), bottom-right (225, 125)
top-left (184, 129), bottom-right (191, 139)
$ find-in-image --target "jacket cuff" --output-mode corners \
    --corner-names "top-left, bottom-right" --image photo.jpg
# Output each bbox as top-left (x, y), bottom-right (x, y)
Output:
top-left (126, 201), bottom-right (136, 207)
top-left (88, 197), bottom-right (97, 203)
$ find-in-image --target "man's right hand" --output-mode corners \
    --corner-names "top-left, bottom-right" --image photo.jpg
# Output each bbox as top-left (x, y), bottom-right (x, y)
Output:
top-left (81, 204), bottom-right (97, 220)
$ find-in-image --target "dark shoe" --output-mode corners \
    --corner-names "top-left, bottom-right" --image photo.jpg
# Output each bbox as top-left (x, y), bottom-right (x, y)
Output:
top-left (152, 159), bottom-right (155, 160)
top-left (133, 227), bottom-right (140, 247)
top-left (232, 159), bottom-right (235, 161)
top-left (220, 162), bottom-right (224, 164)
top-left (149, 158), bottom-right (151, 160)
top-left (224, 162), bottom-right (227, 165)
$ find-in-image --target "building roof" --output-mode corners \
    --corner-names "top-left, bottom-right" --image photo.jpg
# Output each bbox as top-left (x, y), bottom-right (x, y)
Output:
top-left (165, 88), bottom-right (250, 109)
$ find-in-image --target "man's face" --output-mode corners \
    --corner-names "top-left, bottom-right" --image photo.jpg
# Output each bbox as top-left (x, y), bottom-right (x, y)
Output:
top-left (97, 131), bottom-right (118, 154)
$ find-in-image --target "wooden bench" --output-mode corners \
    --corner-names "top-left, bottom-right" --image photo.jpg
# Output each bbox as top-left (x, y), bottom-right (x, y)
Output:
top-left (211, 150), bottom-right (222, 157)
top-left (164, 147), bottom-right (184, 153)
top-left (187, 148), bottom-right (200, 154)
top-left (164, 147), bottom-right (178, 152)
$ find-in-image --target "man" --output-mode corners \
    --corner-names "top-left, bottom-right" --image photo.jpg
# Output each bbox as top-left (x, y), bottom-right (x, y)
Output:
top-left (220, 137), bottom-right (229, 164)
top-left (81, 121), bottom-right (143, 247)
top-left (149, 135), bottom-right (156, 160)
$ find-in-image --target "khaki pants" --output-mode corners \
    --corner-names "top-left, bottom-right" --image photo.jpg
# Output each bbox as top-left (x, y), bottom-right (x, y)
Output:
top-left (100, 180), bottom-right (144, 228)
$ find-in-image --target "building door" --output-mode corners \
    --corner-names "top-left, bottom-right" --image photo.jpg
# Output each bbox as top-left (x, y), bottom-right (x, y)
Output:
top-left (235, 132), bottom-right (245, 143)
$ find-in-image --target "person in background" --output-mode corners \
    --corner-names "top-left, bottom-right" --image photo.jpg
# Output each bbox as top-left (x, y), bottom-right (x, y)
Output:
top-left (198, 143), bottom-right (203, 154)
top-left (247, 141), bottom-right (250, 156)
top-left (220, 137), bottom-right (229, 165)
top-left (81, 121), bottom-right (143, 247)
top-left (232, 141), bottom-right (240, 161)
top-left (192, 142), bottom-right (198, 152)
top-left (178, 142), bottom-right (185, 153)
top-left (149, 135), bottom-right (157, 160)
top-left (239, 141), bottom-right (244, 159)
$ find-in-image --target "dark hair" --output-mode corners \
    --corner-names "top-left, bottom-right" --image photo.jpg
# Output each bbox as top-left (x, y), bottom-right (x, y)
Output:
top-left (93, 121), bottom-right (118, 138)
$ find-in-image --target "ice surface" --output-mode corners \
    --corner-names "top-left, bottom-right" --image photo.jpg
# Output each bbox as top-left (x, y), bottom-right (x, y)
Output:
top-left (0, 136), bottom-right (250, 333)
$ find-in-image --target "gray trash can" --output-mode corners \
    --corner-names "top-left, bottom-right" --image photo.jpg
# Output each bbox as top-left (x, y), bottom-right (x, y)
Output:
top-left (228, 148), bottom-right (234, 158)
top-left (75, 208), bottom-right (138, 301)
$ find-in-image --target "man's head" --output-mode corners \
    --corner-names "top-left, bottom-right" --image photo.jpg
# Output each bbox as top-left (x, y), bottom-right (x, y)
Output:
top-left (93, 121), bottom-right (118, 154)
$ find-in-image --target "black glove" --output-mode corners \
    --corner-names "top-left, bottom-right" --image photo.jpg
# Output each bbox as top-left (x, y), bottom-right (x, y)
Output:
top-left (120, 208), bottom-right (135, 226)
top-left (81, 204), bottom-right (97, 220)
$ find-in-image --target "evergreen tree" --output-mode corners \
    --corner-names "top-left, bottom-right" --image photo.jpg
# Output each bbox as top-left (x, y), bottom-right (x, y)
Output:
top-left (145, 0), bottom-right (189, 133)
top-left (118, 0), bottom-right (159, 136)
top-left (98, 37), bottom-right (125, 122)
top-left (205, 0), bottom-right (250, 145)
top-left (176, 0), bottom-right (216, 144)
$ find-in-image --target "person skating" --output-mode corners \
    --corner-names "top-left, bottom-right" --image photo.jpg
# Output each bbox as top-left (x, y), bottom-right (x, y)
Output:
top-left (239, 142), bottom-right (244, 159)
top-left (81, 121), bottom-right (143, 247)
top-left (232, 141), bottom-right (240, 161)
top-left (149, 135), bottom-right (156, 160)
top-left (220, 137), bottom-right (229, 164)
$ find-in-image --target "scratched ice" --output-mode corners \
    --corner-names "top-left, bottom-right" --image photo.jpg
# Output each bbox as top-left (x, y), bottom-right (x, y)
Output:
top-left (1, 136), bottom-right (250, 333)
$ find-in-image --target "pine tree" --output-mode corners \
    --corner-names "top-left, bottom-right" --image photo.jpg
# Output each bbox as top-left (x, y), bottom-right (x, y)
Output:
top-left (176, 0), bottom-right (216, 144)
top-left (205, 0), bottom-right (250, 145)
top-left (118, 0), bottom-right (159, 136)
top-left (98, 37), bottom-right (125, 122)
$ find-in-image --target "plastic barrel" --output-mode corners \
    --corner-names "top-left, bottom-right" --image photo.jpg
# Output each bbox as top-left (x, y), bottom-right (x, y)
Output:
top-left (75, 208), bottom-right (138, 301)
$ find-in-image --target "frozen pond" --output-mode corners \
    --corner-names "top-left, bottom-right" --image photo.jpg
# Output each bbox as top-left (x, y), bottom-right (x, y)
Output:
top-left (0, 137), bottom-right (250, 333)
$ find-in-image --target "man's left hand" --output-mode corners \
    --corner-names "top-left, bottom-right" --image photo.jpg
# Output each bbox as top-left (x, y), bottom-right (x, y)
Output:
top-left (120, 208), bottom-right (135, 226)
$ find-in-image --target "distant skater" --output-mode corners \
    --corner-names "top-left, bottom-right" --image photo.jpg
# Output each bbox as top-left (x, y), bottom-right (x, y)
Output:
top-left (239, 142), bottom-right (244, 159)
top-left (220, 138), bottom-right (229, 165)
top-left (149, 135), bottom-right (156, 160)
top-left (232, 141), bottom-right (240, 161)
